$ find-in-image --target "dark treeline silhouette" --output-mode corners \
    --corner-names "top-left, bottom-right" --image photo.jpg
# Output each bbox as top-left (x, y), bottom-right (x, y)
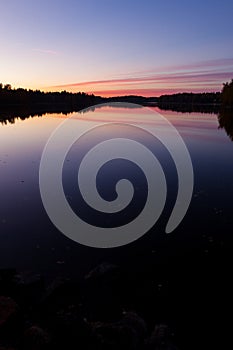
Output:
top-left (0, 83), bottom-right (104, 110)
top-left (1, 80), bottom-right (233, 125)
top-left (221, 79), bottom-right (233, 106)
top-left (157, 80), bottom-right (233, 111)
top-left (0, 84), bottom-right (158, 109)
top-left (157, 92), bottom-right (221, 110)
top-left (0, 84), bottom-right (157, 124)
top-left (157, 103), bottom-right (220, 114)
top-left (156, 81), bottom-right (233, 142)
top-left (0, 107), bottom-right (75, 125)
top-left (218, 108), bottom-right (233, 141)
top-left (157, 103), bottom-right (233, 142)
top-left (0, 102), bottom-right (145, 125)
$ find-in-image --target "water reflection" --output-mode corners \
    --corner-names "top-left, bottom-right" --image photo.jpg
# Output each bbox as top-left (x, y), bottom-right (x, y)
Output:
top-left (0, 103), bottom-right (143, 125)
top-left (218, 109), bottom-right (233, 141)
top-left (0, 104), bottom-right (232, 350)
top-left (0, 105), bottom-right (233, 272)
top-left (1, 104), bottom-right (233, 144)
top-left (0, 107), bottom-right (79, 125)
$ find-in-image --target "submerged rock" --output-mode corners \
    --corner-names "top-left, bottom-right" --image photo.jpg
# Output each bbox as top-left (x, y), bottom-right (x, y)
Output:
top-left (40, 277), bottom-right (80, 318)
top-left (52, 305), bottom-right (92, 349)
top-left (121, 312), bottom-right (147, 340)
top-left (0, 296), bottom-right (21, 345)
top-left (85, 262), bottom-right (119, 281)
top-left (24, 326), bottom-right (51, 350)
top-left (84, 262), bottom-right (123, 322)
top-left (13, 273), bottom-right (45, 307)
top-left (145, 324), bottom-right (178, 350)
top-left (91, 311), bottom-right (147, 350)
top-left (0, 269), bottom-right (17, 296)
top-left (0, 296), bottom-right (19, 328)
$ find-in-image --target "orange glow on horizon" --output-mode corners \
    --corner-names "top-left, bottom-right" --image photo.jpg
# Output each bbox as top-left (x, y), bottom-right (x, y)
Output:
top-left (84, 87), bottom-right (219, 97)
top-left (43, 85), bottom-right (220, 98)
top-left (43, 66), bottom-right (231, 97)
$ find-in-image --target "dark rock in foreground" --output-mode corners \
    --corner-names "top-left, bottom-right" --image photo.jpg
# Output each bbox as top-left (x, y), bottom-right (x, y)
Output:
top-left (0, 296), bottom-right (18, 328)
top-left (23, 326), bottom-right (51, 350)
top-left (0, 265), bottom-right (179, 350)
top-left (91, 312), bottom-right (147, 350)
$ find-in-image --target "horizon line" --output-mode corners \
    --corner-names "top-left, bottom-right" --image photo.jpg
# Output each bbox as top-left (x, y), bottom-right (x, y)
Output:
top-left (1, 81), bottom-right (224, 98)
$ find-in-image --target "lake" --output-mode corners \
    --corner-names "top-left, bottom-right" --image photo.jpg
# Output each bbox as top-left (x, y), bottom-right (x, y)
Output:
top-left (0, 104), bottom-right (232, 347)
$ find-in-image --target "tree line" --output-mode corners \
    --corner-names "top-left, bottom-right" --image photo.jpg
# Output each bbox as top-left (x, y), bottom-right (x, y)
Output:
top-left (0, 83), bottom-right (104, 109)
top-left (157, 91), bottom-right (221, 107)
top-left (221, 79), bottom-right (233, 106)
top-left (157, 80), bottom-right (233, 108)
top-left (0, 79), bottom-right (233, 111)
top-left (1, 80), bottom-right (233, 142)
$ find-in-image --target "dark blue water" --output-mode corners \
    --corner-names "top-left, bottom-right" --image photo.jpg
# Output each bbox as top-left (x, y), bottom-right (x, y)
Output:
top-left (0, 106), bottom-right (232, 279)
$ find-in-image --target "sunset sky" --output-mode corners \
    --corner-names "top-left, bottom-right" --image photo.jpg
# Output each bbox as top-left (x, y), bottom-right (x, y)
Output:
top-left (1, 0), bottom-right (233, 96)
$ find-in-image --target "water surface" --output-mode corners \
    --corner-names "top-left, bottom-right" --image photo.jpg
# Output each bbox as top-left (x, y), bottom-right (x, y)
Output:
top-left (0, 105), bottom-right (232, 278)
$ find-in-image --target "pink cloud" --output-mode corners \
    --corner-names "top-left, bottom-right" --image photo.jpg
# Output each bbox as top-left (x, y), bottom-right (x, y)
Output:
top-left (32, 48), bottom-right (58, 55)
top-left (46, 58), bottom-right (233, 97)
top-left (123, 58), bottom-right (233, 77)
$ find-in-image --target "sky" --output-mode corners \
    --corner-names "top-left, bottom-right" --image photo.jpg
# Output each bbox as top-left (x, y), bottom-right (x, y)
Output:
top-left (0, 0), bottom-right (233, 96)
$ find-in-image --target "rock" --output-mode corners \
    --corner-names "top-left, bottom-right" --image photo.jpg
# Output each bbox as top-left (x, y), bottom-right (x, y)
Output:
top-left (38, 277), bottom-right (81, 335)
top-left (0, 296), bottom-right (18, 328)
top-left (43, 277), bottom-right (80, 306)
top-left (0, 269), bottom-right (17, 284)
top-left (92, 321), bottom-right (138, 350)
top-left (24, 326), bottom-right (51, 350)
top-left (0, 296), bottom-right (21, 344)
top-left (84, 263), bottom-right (123, 321)
top-left (145, 324), bottom-right (178, 350)
top-left (121, 312), bottom-right (147, 340)
top-left (13, 273), bottom-right (45, 307)
top-left (52, 305), bottom-right (92, 349)
top-left (85, 262), bottom-right (119, 282)
top-left (91, 312), bottom-right (147, 350)
top-left (0, 269), bottom-right (17, 296)
top-left (40, 278), bottom-right (80, 315)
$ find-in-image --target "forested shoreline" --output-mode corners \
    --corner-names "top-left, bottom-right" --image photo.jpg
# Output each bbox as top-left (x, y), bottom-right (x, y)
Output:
top-left (0, 79), bottom-right (233, 116)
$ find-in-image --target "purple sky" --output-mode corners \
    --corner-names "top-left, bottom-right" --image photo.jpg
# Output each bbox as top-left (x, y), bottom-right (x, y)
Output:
top-left (1, 0), bottom-right (233, 96)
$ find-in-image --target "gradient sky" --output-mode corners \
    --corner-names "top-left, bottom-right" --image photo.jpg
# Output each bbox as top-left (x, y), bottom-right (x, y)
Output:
top-left (0, 0), bottom-right (233, 96)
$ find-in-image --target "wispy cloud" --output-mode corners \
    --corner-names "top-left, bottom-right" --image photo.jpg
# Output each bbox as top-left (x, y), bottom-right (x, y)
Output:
top-left (51, 71), bottom-right (233, 88)
top-left (32, 48), bottom-right (59, 55)
top-left (123, 58), bottom-right (233, 77)
top-left (47, 58), bottom-right (233, 97)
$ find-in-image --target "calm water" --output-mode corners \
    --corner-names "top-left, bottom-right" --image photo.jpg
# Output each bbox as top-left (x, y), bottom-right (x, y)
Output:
top-left (0, 105), bottom-right (233, 278)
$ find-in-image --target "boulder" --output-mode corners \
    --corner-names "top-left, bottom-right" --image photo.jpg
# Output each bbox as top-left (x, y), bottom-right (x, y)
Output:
top-left (0, 296), bottom-right (19, 328)
top-left (91, 311), bottom-right (147, 350)
top-left (145, 324), bottom-right (178, 350)
top-left (24, 326), bottom-right (51, 350)
top-left (84, 262), bottom-right (123, 321)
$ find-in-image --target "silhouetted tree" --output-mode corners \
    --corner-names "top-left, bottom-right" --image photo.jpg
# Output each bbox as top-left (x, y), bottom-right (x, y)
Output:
top-left (0, 83), bottom-right (104, 113)
top-left (158, 92), bottom-right (221, 107)
top-left (4, 83), bottom-right (12, 90)
top-left (221, 79), bottom-right (233, 106)
top-left (218, 108), bottom-right (233, 141)
top-left (0, 80), bottom-right (232, 124)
